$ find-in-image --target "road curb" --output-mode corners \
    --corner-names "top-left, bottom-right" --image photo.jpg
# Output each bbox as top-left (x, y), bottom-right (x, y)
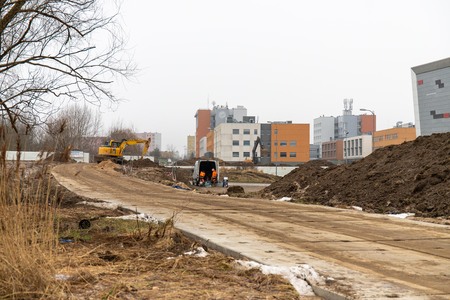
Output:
top-left (179, 228), bottom-right (348, 300)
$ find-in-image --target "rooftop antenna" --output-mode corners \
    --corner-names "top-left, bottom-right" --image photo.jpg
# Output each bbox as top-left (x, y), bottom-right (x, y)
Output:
top-left (343, 98), bottom-right (353, 115)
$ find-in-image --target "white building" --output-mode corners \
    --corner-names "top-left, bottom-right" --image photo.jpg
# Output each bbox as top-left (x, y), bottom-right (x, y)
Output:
top-left (313, 116), bottom-right (335, 145)
top-left (343, 135), bottom-right (372, 161)
top-left (411, 57), bottom-right (450, 136)
top-left (313, 116), bottom-right (335, 158)
top-left (214, 123), bottom-right (261, 162)
top-left (136, 132), bottom-right (162, 151)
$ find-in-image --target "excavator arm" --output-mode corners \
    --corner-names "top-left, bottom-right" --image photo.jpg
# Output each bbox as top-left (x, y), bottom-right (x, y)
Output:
top-left (252, 136), bottom-right (262, 164)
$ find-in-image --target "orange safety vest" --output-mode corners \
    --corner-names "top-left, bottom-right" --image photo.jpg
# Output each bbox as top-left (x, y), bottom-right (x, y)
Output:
top-left (212, 170), bottom-right (217, 178)
top-left (199, 171), bottom-right (205, 178)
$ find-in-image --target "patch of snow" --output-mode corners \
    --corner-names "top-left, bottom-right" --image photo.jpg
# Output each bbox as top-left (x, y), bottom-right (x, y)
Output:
top-left (236, 260), bottom-right (323, 296)
top-left (220, 194), bottom-right (230, 197)
top-left (55, 274), bottom-right (70, 281)
top-left (275, 197), bottom-right (292, 202)
top-left (77, 200), bottom-right (119, 210)
top-left (352, 206), bottom-right (363, 211)
top-left (184, 247), bottom-right (209, 257)
top-left (387, 213), bottom-right (415, 219)
top-left (107, 213), bottom-right (161, 223)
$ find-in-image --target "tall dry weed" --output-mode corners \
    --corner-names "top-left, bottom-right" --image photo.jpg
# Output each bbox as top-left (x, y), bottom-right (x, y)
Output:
top-left (0, 153), bottom-right (62, 299)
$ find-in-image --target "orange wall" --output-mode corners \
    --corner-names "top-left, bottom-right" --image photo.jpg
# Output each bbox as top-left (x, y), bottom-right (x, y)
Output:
top-left (360, 114), bottom-right (376, 134)
top-left (373, 127), bottom-right (416, 150)
top-left (271, 123), bottom-right (310, 163)
top-left (206, 130), bottom-right (214, 154)
top-left (195, 109), bottom-right (211, 157)
top-left (322, 140), bottom-right (344, 161)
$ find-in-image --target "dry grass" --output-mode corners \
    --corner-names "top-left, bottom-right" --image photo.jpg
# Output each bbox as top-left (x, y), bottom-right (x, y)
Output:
top-left (0, 154), bottom-right (64, 299)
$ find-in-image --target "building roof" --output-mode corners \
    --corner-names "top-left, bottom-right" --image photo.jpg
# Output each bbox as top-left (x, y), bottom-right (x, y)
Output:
top-left (411, 57), bottom-right (450, 75)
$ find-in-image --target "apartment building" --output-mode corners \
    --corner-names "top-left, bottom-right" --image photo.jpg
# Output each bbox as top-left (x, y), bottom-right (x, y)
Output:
top-left (373, 125), bottom-right (416, 150)
top-left (136, 132), bottom-right (161, 151)
top-left (322, 140), bottom-right (344, 163)
top-left (271, 122), bottom-right (310, 164)
top-left (186, 135), bottom-right (195, 158)
top-left (194, 109), bottom-right (211, 157)
top-left (343, 135), bottom-right (372, 162)
top-left (214, 123), bottom-right (261, 162)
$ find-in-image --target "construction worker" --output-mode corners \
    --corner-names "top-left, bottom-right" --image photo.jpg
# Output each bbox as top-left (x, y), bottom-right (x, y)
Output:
top-left (211, 168), bottom-right (217, 185)
top-left (199, 170), bottom-right (206, 185)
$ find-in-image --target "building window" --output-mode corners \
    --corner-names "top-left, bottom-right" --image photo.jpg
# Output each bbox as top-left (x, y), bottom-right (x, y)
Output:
top-left (233, 129), bottom-right (239, 134)
top-left (243, 140), bottom-right (251, 146)
top-left (290, 141), bottom-right (297, 147)
top-left (280, 141), bottom-right (287, 146)
top-left (232, 140), bottom-right (239, 146)
top-left (254, 129), bottom-right (258, 135)
top-left (243, 129), bottom-right (250, 135)
top-left (290, 152), bottom-right (296, 157)
top-left (274, 141), bottom-right (278, 146)
top-left (243, 152), bottom-right (250, 157)
top-left (232, 152), bottom-right (239, 157)
top-left (280, 152), bottom-right (287, 157)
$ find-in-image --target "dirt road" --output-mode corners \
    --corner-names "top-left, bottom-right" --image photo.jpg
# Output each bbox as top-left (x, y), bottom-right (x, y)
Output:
top-left (52, 163), bottom-right (450, 299)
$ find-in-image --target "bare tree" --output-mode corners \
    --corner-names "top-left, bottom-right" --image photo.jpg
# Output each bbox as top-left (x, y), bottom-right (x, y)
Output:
top-left (0, 0), bottom-right (134, 135)
top-left (106, 123), bottom-right (144, 155)
top-left (41, 103), bottom-right (102, 152)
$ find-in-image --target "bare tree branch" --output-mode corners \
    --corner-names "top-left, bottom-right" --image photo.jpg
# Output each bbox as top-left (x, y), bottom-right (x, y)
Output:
top-left (0, 0), bottom-right (134, 135)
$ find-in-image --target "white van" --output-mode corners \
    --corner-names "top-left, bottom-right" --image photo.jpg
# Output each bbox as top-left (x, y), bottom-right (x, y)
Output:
top-left (192, 159), bottom-right (219, 186)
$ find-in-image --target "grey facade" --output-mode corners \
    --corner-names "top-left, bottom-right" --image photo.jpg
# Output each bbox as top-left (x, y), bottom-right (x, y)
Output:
top-left (210, 104), bottom-right (254, 129)
top-left (259, 123), bottom-right (272, 164)
top-left (336, 114), bottom-right (358, 139)
top-left (412, 57), bottom-right (450, 136)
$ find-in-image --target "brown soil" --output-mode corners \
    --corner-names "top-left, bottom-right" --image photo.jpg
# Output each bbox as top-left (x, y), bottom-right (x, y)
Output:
top-left (259, 132), bottom-right (450, 218)
top-left (221, 168), bottom-right (279, 183)
top-left (124, 158), bottom-right (161, 168)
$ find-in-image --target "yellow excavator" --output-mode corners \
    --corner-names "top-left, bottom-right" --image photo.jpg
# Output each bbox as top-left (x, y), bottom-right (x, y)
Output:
top-left (95, 138), bottom-right (151, 164)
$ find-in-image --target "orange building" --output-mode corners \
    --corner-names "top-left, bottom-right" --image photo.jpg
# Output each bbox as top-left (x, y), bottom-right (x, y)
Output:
top-left (194, 109), bottom-right (211, 157)
top-left (360, 114), bottom-right (376, 135)
top-left (206, 130), bottom-right (214, 155)
top-left (271, 123), bottom-right (310, 164)
top-left (322, 140), bottom-right (344, 162)
top-left (373, 127), bottom-right (416, 150)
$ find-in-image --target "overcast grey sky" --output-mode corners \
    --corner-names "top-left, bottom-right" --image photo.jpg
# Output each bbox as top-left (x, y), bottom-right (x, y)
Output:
top-left (102, 0), bottom-right (450, 154)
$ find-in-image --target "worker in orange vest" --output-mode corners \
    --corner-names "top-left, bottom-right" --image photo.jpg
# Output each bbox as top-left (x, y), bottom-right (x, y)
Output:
top-left (211, 168), bottom-right (217, 185)
top-left (199, 170), bottom-right (206, 185)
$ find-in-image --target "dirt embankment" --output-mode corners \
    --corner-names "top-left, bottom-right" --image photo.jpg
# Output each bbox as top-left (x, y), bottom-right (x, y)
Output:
top-left (259, 133), bottom-right (450, 218)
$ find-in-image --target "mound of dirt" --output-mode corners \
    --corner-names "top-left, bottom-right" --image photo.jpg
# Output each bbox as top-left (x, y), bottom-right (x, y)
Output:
top-left (95, 160), bottom-right (119, 170)
top-left (260, 133), bottom-right (450, 218)
top-left (131, 167), bottom-right (173, 184)
top-left (227, 186), bottom-right (245, 196)
top-left (124, 158), bottom-right (161, 168)
top-left (221, 169), bottom-right (279, 184)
